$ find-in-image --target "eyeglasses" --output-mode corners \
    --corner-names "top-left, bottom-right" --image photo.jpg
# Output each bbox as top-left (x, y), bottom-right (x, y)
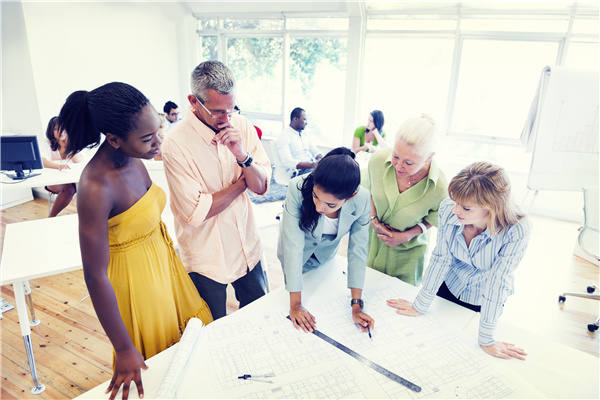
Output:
top-left (194, 95), bottom-right (240, 118)
top-left (168, 112), bottom-right (180, 117)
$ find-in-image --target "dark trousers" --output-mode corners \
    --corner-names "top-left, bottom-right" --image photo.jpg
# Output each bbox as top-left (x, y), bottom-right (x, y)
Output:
top-left (189, 261), bottom-right (266, 320)
top-left (436, 281), bottom-right (482, 313)
top-left (291, 168), bottom-right (312, 178)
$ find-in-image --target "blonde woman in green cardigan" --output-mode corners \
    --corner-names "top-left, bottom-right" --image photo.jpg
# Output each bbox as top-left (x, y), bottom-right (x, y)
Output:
top-left (361, 114), bottom-right (448, 286)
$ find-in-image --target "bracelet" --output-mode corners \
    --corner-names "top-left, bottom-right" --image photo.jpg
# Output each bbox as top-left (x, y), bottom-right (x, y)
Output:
top-left (417, 222), bottom-right (427, 233)
top-left (370, 215), bottom-right (377, 221)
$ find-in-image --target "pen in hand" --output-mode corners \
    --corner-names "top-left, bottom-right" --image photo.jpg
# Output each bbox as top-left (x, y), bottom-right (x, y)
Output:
top-left (367, 324), bottom-right (372, 339)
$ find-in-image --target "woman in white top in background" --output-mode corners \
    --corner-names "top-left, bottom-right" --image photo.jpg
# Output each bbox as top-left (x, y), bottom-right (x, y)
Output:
top-left (42, 116), bottom-right (83, 217)
top-left (388, 161), bottom-right (531, 360)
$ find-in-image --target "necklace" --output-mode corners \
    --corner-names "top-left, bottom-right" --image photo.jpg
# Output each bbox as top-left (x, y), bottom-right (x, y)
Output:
top-left (406, 166), bottom-right (429, 187)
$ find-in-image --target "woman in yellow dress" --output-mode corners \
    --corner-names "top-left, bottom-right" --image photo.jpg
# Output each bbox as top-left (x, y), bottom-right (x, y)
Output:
top-left (59, 82), bottom-right (212, 400)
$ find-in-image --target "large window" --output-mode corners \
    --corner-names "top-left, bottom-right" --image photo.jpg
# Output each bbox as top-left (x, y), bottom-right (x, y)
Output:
top-left (287, 37), bottom-right (347, 144)
top-left (226, 37), bottom-right (283, 115)
top-left (195, 3), bottom-right (598, 149)
top-left (194, 17), bottom-right (349, 143)
top-left (362, 36), bottom-right (454, 136)
top-left (451, 39), bottom-right (559, 141)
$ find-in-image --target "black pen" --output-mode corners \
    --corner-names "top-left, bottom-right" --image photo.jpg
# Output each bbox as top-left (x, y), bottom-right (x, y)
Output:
top-left (367, 324), bottom-right (372, 339)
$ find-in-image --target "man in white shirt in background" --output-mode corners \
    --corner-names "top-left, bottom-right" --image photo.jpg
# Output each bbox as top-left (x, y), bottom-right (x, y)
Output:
top-left (163, 101), bottom-right (181, 131)
top-left (277, 107), bottom-right (323, 178)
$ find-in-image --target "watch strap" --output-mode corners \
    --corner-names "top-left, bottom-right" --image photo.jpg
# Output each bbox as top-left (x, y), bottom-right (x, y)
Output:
top-left (237, 152), bottom-right (253, 168)
top-left (350, 298), bottom-right (364, 309)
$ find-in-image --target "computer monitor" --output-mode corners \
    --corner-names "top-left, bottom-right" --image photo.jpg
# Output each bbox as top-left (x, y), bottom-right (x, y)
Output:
top-left (1, 135), bottom-right (44, 180)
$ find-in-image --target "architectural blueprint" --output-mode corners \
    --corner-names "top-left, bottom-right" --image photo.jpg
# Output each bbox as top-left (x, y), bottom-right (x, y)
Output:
top-left (168, 283), bottom-right (544, 399)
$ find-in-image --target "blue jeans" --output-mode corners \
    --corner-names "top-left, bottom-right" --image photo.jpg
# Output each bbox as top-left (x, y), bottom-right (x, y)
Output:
top-left (189, 261), bottom-right (266, 319)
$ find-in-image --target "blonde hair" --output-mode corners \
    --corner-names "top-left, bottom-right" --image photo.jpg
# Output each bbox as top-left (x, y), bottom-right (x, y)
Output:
top-left (158, 113), bottom-right (168, 129)
top-left (449, 162), bottom-right (525, 235)
top-left (395, 113), bottom-right (437, 156)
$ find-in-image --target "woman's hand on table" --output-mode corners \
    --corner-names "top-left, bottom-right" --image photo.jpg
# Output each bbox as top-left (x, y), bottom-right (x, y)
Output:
top-left (481, 341), bottom-right (527, 360)
top-left (352, 308), bottom-right (375, 332)
top-left (386, 298), bottom-right (422, 316)
top-left (107, 347), bottom-right (148, 400)
top-left (289, 304), bottom-right (317, 333)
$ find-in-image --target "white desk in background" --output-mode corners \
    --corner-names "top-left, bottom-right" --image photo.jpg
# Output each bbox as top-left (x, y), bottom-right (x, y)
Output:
top-left (0, 211), bottom-right (178, 394)
top-left (0, 162), bottom-right (86, 190)
top-left (1, 214), bottom-right (81, 394)
top-left (78, 256), bottom-right (599, 400)
top-left (0, 158), bottom-right (161, 191)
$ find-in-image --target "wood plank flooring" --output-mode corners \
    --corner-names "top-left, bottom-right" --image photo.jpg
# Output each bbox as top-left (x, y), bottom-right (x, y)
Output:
top-left (1, 196), bottom-right (598, 399)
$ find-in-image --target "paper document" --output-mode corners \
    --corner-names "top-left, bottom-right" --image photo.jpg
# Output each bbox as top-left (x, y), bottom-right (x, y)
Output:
top-left (154, 318), bottom-right (204, 399)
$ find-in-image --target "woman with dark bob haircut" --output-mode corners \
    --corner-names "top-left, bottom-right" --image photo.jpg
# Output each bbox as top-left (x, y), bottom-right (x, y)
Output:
top-left (352, 110), bottom-right (388, 154)
top-left (277, 147), bottom-right (374, 333)
top-left (41, 116), bottom-right (83, 217)
top-left (59, 82), bottom-right (212, 400)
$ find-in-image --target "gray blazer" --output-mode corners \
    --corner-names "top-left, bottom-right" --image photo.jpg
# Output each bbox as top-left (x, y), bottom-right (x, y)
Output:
top-left (277, 175), bottom-right (371, 292)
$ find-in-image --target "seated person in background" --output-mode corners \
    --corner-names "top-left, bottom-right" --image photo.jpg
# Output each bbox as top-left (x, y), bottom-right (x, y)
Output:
top-left (277, 107), bottom-right (322, 178)
top-left (41, 116), bottom-right (83, 217)
top-left (387, 161), bottom-right (531, 360)
top-left (163, 101), bottom-right (181, 131)
top-left (278, 147), bottom-right (374, 333)
top-left (353, 110), bottom-right (388, 154)
top-left (153, 113), bottom-right (167, 161)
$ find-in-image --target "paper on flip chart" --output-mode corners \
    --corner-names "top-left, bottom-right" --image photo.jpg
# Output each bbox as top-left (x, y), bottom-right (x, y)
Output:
top-left (154, 317), bottom-right (204, 399)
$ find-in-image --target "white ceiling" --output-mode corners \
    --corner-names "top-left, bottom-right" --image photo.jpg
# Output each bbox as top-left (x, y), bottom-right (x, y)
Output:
top-left (185, 1), bottom-right (350, 16)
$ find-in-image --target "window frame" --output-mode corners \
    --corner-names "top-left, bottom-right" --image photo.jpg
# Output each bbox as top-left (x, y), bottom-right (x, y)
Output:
top-left (194, 3), bottom-right (598, 146)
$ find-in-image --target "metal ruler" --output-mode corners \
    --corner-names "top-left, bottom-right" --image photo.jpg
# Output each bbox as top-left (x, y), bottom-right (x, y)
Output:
top-left (287, 317), bottom-right (421, 393)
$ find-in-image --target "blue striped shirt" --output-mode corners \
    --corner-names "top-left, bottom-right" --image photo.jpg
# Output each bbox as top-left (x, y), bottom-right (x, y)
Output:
top-left (413, 199), bottom-right (531, 346)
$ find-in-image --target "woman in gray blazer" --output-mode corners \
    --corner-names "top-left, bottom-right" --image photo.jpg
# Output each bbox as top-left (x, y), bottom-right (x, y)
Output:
top-left (278, 147), bottom-right (374, 334)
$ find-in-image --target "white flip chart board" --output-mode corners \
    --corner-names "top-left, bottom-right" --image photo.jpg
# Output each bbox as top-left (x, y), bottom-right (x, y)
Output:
top-left (527, 66), bottom-right (599, 191)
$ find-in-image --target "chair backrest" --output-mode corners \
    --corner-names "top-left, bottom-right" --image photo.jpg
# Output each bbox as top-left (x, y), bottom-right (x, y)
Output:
top-left (269, 140), bottom-right (293, 185)
top-left (583, 186), bottom-right (599, 231)
top-left (578, 186), bottom-right (599, 262)
top-left (254, 125), bottom-right (263, 140)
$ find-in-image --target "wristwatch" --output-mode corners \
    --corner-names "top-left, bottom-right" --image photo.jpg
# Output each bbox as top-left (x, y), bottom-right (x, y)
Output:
top-left (350, 298), bottom-right (364, 309)
top-left (237, 152), bottom-right (253, 168)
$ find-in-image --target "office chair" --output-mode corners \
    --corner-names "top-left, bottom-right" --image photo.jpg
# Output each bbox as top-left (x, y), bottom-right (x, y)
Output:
top-left (558, 186), bottom-right (600, 332)
top-left (46, 188), bottom-right (57, 216)
top-left (254, 125), bottom-right (263, 140)
top-left (268, 141), bottom-right (296, 186)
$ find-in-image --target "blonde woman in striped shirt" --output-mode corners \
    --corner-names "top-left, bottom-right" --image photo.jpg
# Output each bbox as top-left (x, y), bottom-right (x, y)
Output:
top-left (388, 161), bottom-right (531, 360)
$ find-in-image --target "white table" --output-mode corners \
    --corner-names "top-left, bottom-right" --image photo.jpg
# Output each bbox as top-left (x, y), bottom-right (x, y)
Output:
top-left (0, 163), bottom-right (85, 190)
top-left (0, 211), bottom-right (178, 394)
top-left (0, 159), bottom-right (163, 192)
top-left (0, 214), bottom-right (80, 393)
top-left (77, 256), bottom-right (599, 400)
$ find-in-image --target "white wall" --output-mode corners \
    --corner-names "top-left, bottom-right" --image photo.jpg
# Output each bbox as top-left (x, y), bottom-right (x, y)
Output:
top-left (1, 1), bottom-right (43, 135)
top-left (20, 1), bottom-right (196, 140)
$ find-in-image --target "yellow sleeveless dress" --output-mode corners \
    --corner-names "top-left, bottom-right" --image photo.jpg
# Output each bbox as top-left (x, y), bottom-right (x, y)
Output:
top-left (107, 183), bottom-right (213, 360)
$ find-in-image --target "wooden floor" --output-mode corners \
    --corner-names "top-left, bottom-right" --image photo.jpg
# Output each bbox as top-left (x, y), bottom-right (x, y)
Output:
top-left (1, 196), bottom-right (598, 399)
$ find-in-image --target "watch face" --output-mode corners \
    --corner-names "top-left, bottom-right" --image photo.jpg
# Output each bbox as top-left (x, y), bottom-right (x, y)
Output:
top-left (238, 154), bottom-right (253, 167)
top-left (351, 299), bottom-right (364, 308)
